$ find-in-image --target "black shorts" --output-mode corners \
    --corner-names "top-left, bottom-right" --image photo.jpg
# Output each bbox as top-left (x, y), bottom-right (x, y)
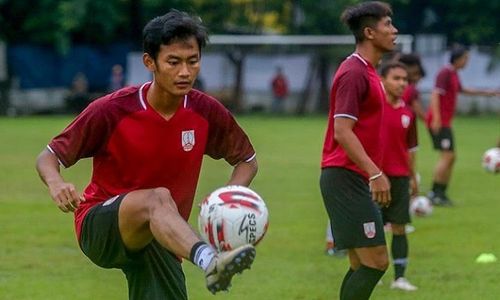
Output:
top-left (381, 176), bottom-right (411, 225)
top-left (429, 127), bottom-right (455, 151)
top-left (320, 167), bottom-right (386, 250)
top-left (80, 195), bottom-right (187, 300)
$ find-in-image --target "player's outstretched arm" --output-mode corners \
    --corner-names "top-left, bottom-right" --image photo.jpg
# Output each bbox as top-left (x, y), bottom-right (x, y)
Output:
top-left (227, 158), bottom-right (258, 187)
top-left (35, 149), bottom-right (84, 213)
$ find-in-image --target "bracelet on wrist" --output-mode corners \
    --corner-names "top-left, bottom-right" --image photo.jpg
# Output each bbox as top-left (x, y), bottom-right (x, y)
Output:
top-left (369, 171), bottom-right (383, 181)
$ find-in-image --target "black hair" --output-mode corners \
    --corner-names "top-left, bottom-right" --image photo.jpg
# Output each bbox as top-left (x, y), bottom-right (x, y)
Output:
top-left (449, 44), bottom-right (469, 64)
top-left (379, 61), bottom-right (407, 78)
top-left (143, 9), bottom-right (208, 61)
top-left (398, 53), bottom-right (426, 77)
top-left (340, 1), bottom-right (393, 43)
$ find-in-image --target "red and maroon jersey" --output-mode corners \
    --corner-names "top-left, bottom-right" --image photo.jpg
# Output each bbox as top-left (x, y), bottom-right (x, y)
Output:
top-left (321, 53), bottom-right (386, 179)
top-left (48, 82), bottom-right (255, 240)
top-left (426, 65), bottom-right (462, 127)
top-left (402, 84), bottom-right (420, 108)
top-left (381, 100), bottom-right (418, 177)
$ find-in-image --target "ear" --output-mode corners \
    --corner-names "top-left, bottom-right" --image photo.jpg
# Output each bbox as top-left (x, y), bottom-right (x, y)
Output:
top-left (143, 53), bottom-right (156, 72)
top-left (363, 26), bottom-right (375, 40)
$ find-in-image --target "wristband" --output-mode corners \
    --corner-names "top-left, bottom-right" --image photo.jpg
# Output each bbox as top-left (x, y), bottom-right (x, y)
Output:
top-left (369, 171), bottom-right (383, 181)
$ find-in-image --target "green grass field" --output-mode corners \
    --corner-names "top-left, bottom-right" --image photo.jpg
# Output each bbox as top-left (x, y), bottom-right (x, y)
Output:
top-left (0, 115), bottom-right (499, 300)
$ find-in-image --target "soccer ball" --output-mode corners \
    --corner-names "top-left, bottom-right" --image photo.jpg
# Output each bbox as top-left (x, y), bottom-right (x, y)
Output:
top-left (198, 185), bottom-right (269, 251)
top-left (409, 196), bottom-right (433, 217)
top-left (482, 147), bottom-right (500, 174)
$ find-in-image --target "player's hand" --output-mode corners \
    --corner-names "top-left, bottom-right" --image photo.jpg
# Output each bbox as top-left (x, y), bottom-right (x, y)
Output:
top-left (48, 182), bottom-right (85, 213)
top-left (369, 173), bottom-right (391, 207)
top-left (430, 118), bottom-right (441, 134)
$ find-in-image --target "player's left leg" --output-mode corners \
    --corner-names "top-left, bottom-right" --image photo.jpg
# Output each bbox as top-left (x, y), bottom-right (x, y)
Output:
top-left (390, 224), bottom-right (417, 291)
top-left (386, 176), bottom-right (417, 291)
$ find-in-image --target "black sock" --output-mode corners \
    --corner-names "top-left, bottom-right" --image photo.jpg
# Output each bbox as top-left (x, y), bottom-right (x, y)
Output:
top-left (339, 268), bottom-right (354, 299)
top-left (392, 234), bottom-right (408, 280)
top-left (432, 182), bottom-right (447, 197)
top-left (341, 265), bottom-right (385, 300)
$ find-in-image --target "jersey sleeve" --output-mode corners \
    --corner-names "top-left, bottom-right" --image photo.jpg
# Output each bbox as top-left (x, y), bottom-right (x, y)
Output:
top-left (48, 100), bottom-right (110, 167)
top-left (435, 68), bottom-right (450, 95)
top-left (205, 101), bottom-right (255, 166)
top-left (333, 68), bottom-right (369, 120)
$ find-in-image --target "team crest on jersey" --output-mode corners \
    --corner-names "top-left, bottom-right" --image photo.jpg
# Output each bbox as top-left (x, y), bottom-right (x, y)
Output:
top-left (181, 130), bottom-right (195, 152)
top-left (363, 222), bottom-right (376, 239)
top-left (401, 114), bottom-right (411, 128)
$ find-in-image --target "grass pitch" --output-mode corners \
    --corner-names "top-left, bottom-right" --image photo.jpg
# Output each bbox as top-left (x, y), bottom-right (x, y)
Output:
top-left (0, 115), bottom-right (499, 299)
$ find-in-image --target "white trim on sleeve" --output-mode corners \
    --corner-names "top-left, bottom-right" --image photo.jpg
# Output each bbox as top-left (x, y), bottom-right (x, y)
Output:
top-left (333, 114), bottom-right (358, 121)
top-left (408, 146), bottom-right (419, 153)
top-left (46, 145), bottom-right (67, 168)
top-left (245, 153), bottom-right (257, 163)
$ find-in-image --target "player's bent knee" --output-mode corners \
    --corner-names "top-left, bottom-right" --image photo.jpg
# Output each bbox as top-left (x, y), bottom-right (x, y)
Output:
top-left (150, 187), bottom-right (178, 211)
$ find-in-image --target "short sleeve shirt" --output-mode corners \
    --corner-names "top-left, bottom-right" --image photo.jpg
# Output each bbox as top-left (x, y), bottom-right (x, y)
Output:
top-left (426, 65), bottom-right (462, 127)
top-left (402, 84), bottom-right (420, 108)
top-left (48, 83), bottom-right (255, 240)
top-left (381, 100), bottom-right (418, 176)
top-left (321, 54), bottom-right (386, 179)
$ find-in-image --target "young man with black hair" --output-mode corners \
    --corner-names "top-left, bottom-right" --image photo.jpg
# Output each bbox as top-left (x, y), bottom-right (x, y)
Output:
top-left (36, 9), bottom-right (258, 299)
top-left (319, 2), bottom-right (397, 299)
top-left (427, 44), bottom-right (500, 206)
top-left (398, 53), bottom-right (426, 121)
top-left (380, 61), bottom-right (419, 292)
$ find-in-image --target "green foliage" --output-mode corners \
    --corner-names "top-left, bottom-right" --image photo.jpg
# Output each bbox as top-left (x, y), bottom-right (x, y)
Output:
top-left (1, 115), bottom-right (499, 299)
top-left (0, 0), bottom-right (498, 47)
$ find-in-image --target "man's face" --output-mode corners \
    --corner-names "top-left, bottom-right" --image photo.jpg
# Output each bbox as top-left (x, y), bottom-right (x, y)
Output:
top-left (370, 16), bottom-right (398, 52)
top-left (144, 36), bottom-right (201, 98)
top-left (455, 52), bottom-right (469, 70)
top-left (383, 67), bottom-right (408, 99)
top-left (406, 64), bottom-right (422, 84)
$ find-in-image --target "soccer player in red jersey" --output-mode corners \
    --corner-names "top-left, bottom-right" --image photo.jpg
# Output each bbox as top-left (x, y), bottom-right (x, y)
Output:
top-left (319, 2), bottom-right (397, 299)
top-left (427, 45), bottom-right (500, 206)
top-left (36, 10), bottom-right (258, 299)
top-left (380, 62), bottom-right (418, 291)
top-left (398, 53), bottom-right (426, 121)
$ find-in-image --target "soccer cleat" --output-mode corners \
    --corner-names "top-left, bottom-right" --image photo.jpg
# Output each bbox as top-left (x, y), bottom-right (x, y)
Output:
top-left (390, 277), bottom-right (418, 291)
top-left (431, 195), bottom-right (453, 207)
top-left (205, 244), bottom-right (256, 294)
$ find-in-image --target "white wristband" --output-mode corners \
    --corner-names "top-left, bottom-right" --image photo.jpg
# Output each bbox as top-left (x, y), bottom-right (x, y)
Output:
top-left (369, 171), bottom-right (383, 181)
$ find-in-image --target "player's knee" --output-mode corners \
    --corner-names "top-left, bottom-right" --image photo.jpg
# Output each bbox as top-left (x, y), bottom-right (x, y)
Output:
top-left (374, 256), bottom-right (389, 271)
top-left (149, 187), bottom-right (178, 211)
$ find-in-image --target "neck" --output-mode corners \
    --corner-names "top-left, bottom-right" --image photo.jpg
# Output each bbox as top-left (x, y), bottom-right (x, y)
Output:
top-left (147, 82), bottom-right (184, 119)
top-left (387, 94), bottom-right (400, 106)
top-left (355, 43), bottom-right (384, 66)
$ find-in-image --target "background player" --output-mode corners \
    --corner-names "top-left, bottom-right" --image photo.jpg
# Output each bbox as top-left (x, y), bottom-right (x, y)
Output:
top-left (427, 44), bottom-right (500, 206)
top-left (35, 9), bottom-right (258, 299)
top-left (320, 2), bottom-right (397, 299)
top-left (380, 62), bottom-right (419, 291)
top-left (398, 53), bottom-right (426, 121)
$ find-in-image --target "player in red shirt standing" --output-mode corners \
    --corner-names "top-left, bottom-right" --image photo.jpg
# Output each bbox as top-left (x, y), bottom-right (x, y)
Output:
top-left (399, 53), bottom-right (426, 121)
top-left (427, 45), bottom-right (500, 206)
top-left (36, 10), bottom-right (258, 299)
top-left (319, 2), bottom-right (397, 299)
top-left (380, 62), bottom-right (419, 291)
top-left (270, 66), bottom-right (289, 114)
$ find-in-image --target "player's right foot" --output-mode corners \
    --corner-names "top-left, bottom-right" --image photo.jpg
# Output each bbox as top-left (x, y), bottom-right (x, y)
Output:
top-left (390, 277), bottom-right (418, 291)
top-left (205, 244), bottom-right (256, 294)
top-left (431, 195), bottom-right (453, 207)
